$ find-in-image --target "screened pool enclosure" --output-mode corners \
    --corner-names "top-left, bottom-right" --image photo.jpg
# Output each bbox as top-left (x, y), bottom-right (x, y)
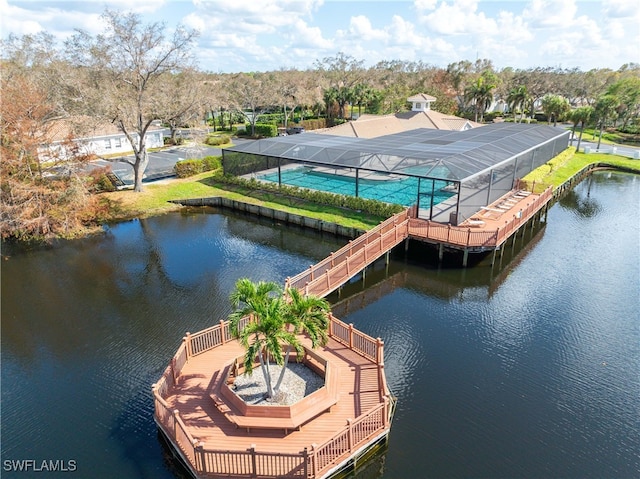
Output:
top-left (222, 123), bottom-right (569, 225)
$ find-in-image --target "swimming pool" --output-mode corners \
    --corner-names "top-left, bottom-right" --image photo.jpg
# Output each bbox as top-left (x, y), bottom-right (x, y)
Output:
top-left (258, 167), bottom-right (455, 207)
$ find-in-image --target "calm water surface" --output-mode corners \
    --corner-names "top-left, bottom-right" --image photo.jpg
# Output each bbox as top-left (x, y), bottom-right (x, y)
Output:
top-left (2, 172), bottom-right (639, 478)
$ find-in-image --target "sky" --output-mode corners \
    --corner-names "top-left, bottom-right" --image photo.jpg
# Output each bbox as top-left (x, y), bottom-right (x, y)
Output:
top-left (1, 0), bottom-right (639, 73)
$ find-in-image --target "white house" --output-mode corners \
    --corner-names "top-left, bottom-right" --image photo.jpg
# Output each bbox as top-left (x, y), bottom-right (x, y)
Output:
top-left (40, 118), bottom-right (165, 161)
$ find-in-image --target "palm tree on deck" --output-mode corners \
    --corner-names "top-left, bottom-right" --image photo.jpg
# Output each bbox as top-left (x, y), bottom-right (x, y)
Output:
top-left (229, 279), bottom-right (302, 399)
top-left (273, 288), bottom-right (330, 393)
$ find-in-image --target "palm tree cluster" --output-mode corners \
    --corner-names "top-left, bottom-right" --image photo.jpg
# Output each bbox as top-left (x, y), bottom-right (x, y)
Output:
top-left (228, 279), bottom-right (331, 400)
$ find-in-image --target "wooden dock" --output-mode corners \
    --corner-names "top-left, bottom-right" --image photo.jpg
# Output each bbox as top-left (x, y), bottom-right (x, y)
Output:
top-left (285, 186), bottom-right (553, 290)
top-left (154, 315), bottom-right (394, 479)
top-left (154, 184), bottom-right (553, 477)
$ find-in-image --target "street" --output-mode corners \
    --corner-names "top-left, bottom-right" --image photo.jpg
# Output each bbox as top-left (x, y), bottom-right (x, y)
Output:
top-left (89, 138), bottom-right (252, 186)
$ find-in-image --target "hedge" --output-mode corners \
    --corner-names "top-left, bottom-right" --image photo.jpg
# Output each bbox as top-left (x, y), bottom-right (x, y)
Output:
top-left (216, 174), bottom-right (404, 218)
top-left (205, 135), bottom-right (231, 146)
top-left (174, 155), bottom-right (222, 178)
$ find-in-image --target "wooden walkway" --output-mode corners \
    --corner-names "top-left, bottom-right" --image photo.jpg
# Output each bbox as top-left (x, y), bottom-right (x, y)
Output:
top-left (285, 186), bottom-right (553, 291)
top-left (285, 210), bottom-right (411, 298)
top-left (154, 315), bottom-right (393, 479)
top-left (154, 185), bottom-right (554, 478)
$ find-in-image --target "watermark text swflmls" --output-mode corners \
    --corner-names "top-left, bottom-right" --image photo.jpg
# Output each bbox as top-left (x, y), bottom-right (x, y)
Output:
top-left (3, 459), bottom-right (77, 472)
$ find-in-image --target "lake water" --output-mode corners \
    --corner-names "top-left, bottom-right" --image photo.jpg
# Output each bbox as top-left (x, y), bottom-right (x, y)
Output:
top-left (2, 171), bottom-right (639, 478)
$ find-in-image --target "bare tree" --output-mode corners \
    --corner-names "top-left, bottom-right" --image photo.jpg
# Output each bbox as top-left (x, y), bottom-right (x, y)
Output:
top-left (65, 9), bottom-right (198, 192)
top-left (158, 69), bottom-right (205, 144)
top-left (227, 73), bottom-right (273, 136)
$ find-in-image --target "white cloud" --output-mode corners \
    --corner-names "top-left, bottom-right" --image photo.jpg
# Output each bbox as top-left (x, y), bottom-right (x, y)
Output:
top-left (602, 0), bottom-right (639, 18)
top-left (495, 11), bottom-right (533, 44)
top-left (416, 0), bottom-right (498, 35)
top-left (345, 15), bottom-right (390, 42)
top-left (523, 0), bottom-right (578, 28)
top-left (288, 19), bottom-right (333, 49)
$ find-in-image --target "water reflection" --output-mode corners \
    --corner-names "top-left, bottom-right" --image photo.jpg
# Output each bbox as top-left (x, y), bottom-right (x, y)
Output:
top-left (1, 172), bottom-right (638, 479)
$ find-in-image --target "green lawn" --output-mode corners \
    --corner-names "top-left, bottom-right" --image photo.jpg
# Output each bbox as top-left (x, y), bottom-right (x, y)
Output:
top-left (522, 150), bottom-right (640, 189)
top-left (104, 149), bottom-right (639, 231)
top-left (103, 171), bottom-right (385, 230)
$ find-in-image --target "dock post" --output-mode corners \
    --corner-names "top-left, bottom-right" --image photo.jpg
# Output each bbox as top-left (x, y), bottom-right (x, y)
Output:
top-left (404, 238), bottom-right (410, 252)
top-left (491, 248), bottom-right (497, 266)
top-left (438, 243), bottom-right (444, 263)
top-left (462, 249), bottom-right (469, 268)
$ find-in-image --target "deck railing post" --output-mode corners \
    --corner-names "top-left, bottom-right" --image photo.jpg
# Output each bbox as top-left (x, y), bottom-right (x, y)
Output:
top-left (249, 444), bottom-right (257, 476)
top-left (328, 313), bottom-right (334, 338)
top-left (376, 338), bottom-right (384, 366)
top-left (195, 442), bottom-right (205, 473)
top-left (172, 409), bottom-right (180, 439)
top-left (311, 444), bottom-right (318, 476)
top-left (347, 419), bottom-right (354, 452)
top-left (309, 265), bottom-right (314, 281)
top-left (302, 447), bottom-right (309, 478)
top-left (349, 324), bottom-right (354, 349)
top-left (171, 357), bottom-right (178, 385)
top-left (184, 333), bottom-right (192, 359)
top-left (381, 397), bottom-right (388, 428)
top-left (219, 319), bottom-right (226, 344)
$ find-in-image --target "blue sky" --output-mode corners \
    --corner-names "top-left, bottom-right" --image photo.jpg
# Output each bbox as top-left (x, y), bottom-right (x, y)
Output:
top-left (2, 0), bottom-right (638, 73)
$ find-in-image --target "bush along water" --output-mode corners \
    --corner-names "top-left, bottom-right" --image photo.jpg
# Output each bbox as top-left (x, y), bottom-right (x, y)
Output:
top-left (217, 174), bottom-right (404, 218)
top-left (174, 156), bottom-right (403, 217)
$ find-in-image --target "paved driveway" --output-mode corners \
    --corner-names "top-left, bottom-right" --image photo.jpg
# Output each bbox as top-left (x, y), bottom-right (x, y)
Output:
top-left (89, 139), bottom-right (251, 186)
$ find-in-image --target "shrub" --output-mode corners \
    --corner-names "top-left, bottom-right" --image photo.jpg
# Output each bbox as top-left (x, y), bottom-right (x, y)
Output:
top-left (202, 155), bottom-right (222, 171)
top-left (300, 118), bottom-right (327, 131)
top-left (255, 113), bottom-right (283, 124)
top-left (174, 155), bottom-right (222, 178)
top-left (174, 159), bottom-right (203, 178)
top-left (216, 174), bottom-right (404, 218)
top-left (253, 123), bottom-right (277, 137)
top-left (88, 168), bottom-right (116, 192)
top-left (205, 134), bottom-right (231, 146)
top-left (164, 136), bottom-right (185, 145)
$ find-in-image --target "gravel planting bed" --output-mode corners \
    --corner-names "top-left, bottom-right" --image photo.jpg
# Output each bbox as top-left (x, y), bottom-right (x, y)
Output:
top-left (233, 363), bottom-right (324, 405)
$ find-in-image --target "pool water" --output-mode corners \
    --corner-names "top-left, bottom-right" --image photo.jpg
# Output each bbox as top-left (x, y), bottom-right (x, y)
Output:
top-left (258, 167), bottom-right (454, 206)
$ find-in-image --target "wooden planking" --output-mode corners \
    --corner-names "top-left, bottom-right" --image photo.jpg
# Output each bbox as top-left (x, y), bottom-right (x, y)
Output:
top-left (164, 334), bottom-right (384, 455)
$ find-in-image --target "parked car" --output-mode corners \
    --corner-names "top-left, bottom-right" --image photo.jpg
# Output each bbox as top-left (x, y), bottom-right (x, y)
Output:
top-left (286, 126), bottom-right (305, 134)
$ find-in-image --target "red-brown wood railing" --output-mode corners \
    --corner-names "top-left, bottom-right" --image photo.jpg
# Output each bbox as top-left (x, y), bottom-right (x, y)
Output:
top-left (153, 315), bottom-right (390, 479)
top-left (286, 210), bottom-right (410, 298)
top-left (408, 186), bottom-right (553, 249)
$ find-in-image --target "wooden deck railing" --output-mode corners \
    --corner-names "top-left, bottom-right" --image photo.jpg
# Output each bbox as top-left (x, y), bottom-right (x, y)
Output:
top-left (328, 313), bottom-right (382, 364)
top-left (309, 400), bottom-right (388, 476)
top-left (286, 210), bottom-right (411, 298)
top-left (408, 186), bottom-right (553, 249)
top-left (153, 315), bottom-right (390, 479)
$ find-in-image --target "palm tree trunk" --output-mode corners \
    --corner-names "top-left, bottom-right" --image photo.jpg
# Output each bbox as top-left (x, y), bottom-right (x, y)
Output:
top-left (274, 345), bottom-right (291, 393)
top-left (597, 122), bottom-right (604, 150)
top-left (576, 124), bottom-right (585, 152)
top-left (257, 349), bottom-right (274, 398)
